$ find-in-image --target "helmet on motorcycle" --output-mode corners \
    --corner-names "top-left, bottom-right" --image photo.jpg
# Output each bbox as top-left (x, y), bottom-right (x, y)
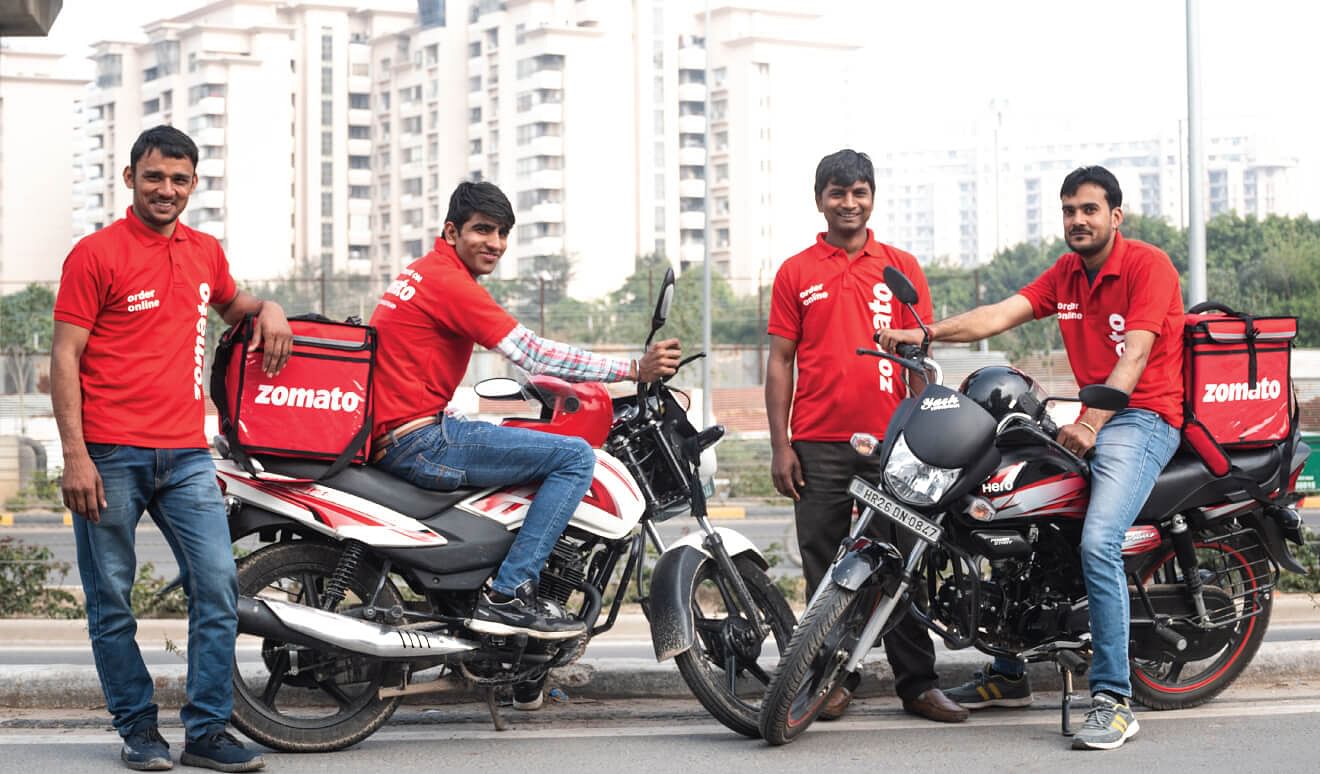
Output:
top-left (958, 366), bottom-right (1044, 422)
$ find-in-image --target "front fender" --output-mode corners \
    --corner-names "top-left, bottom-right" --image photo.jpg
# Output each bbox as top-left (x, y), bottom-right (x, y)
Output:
top-left (830, 537), bottom-right (904, 591)
top-left (648, 528), bottom-right (768, 661)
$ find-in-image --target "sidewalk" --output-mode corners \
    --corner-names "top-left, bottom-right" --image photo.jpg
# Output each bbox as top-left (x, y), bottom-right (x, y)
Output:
top-left (2, 595), bottom-right (1318, 710)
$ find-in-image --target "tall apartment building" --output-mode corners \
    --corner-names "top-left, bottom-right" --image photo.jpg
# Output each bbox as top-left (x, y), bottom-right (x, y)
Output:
top-left (72, 0), bottom-right (416, 281)
top-left (874, 107), bottom-right (1302, 267)
top-left (0, 45), bottom-right (88, 287)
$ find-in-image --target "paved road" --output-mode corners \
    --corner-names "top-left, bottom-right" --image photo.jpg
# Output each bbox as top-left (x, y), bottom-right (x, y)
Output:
top-left (1, 687), bottom-right (1316, 772)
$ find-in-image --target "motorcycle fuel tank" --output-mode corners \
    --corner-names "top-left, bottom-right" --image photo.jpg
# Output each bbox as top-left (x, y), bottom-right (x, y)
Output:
top-left (975, 445), bottom-right (1089, 521)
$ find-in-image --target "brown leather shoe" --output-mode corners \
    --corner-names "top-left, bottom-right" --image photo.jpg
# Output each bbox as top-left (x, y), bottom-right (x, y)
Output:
top-left (818, 686), bottom-right (853, 721)
top-left (902, 688), bottom-right (969, 723)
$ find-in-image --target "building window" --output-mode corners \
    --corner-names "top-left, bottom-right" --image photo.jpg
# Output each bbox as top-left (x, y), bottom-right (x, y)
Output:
top-left (321, 32), bottom-right (333, 62)
top-left (322, 222), bottom-right (334, 247)
top-left (349, 185), bottom-right (370, 199)
top-left (322, 131), bottom-right (333, 155)
top-left (349, 93), bottom-right (370, 109)
top-left (349, 156), bottom-right (371, 169)
top-left (321, 162), bottom-right (333, 186)
top-left (349, 125), bottom-right (370, 139)
top-left (321, 100), bottom-right (333, 126)
top-left (322, 192), bottom-right (333, 216)
top-left (402, 177), bottom-right (423, 196)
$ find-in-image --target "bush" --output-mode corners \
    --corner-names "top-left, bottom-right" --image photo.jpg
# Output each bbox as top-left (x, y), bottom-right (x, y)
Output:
top-left (131, 562), bottom-right (189, 619)
top-left (4, 469), bottom-right (64, 509)
top-left (0, 536), bottom-right (82, 618)
top-left (714, 438), bottom-right (777, 500)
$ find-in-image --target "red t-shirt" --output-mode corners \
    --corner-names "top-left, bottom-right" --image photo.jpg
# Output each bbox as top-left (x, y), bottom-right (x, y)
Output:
top-left (768, 231), bottom-right (934, 442)
top-left (54, 208), bottom-right (237, 448)
top-left (1018, 231), bottom-right (1184, 427)
top-left (369, 239), bottom-right (518, 439)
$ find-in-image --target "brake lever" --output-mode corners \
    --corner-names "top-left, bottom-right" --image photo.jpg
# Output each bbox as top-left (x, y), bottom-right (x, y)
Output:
top-left (662, 352), bottom-right (706, 384)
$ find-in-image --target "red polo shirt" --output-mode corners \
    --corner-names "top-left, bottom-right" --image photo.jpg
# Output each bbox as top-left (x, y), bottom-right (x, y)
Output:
top-left (369, 239), bottom-right (518, 439)
top-left (54, 207), bottom-right (237, 449)
top-left (768, 231), bottom-right (933, 442)
top-left (1018, 231), bottom-right (1184, 427)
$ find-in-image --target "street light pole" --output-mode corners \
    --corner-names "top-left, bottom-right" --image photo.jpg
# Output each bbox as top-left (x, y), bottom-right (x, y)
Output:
top-left (701, 0), bottom-right (713, 427)
top-left (1186, 0), bottom-right (1207, 304)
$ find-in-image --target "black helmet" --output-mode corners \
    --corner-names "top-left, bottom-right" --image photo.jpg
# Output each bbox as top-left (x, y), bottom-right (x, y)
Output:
top-left (958, 366), bottom-right (1043, 422)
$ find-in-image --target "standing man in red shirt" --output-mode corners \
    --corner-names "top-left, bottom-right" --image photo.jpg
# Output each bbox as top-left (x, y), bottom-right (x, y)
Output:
top-left (766, 149), bottom-right (968, 724)
top-left (369, 181), bottom-right (680, 662)
top-left (880, 165), bottom-right (1184, 750)
top-left (52, 125), bottom-right (289, 772)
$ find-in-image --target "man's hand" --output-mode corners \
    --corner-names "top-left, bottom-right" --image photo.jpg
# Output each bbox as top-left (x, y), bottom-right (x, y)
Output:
top-left (1057, 423), bottom-right (1097, 458)
top-left (62, 452), bottom-right (106, 523)
top-left (876, 326), bottom-right (925, 353)
top-left (771, 444), bottom-right (805, 501)
top-left (638, 338), bottom-right (681, 382)
top-left (250, 302), bottom-right (293, 377)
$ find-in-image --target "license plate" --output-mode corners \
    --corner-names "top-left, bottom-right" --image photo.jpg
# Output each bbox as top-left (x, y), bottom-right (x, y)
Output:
top-left (847, 477), bottom-right (943, 544)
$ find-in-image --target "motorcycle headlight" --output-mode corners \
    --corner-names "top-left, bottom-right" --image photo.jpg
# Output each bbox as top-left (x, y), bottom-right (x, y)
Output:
top-left (883, 434), bottom-right (961, 506)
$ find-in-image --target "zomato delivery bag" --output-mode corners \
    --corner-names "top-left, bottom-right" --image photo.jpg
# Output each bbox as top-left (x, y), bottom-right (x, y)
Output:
top-left (211, 313), bottom-right (376, 478)
top-left (1181, 302), bottom-right (1296, 475)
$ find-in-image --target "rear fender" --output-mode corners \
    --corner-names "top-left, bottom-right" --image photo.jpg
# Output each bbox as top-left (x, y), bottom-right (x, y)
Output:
top-left (648, 528), bottom-right (767, 661)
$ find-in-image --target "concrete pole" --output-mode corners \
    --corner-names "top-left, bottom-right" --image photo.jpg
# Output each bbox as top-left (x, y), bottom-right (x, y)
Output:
top-left (1186, 0), bottom-right (1207, 305)
top-left (701, 0), bottom-right (714, 427)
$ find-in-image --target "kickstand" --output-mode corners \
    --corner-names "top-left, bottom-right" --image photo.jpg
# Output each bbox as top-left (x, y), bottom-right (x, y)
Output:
top-left (483, 687), bottom-right (508, 732)
top-left (1059, 665), bottom-right (1075, 737)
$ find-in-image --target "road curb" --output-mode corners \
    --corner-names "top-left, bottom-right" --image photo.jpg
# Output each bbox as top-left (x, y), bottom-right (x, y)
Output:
top-left (3, 640), bottom-right (1318, 710)
top-left (0, 510), bottom-right (70, 527)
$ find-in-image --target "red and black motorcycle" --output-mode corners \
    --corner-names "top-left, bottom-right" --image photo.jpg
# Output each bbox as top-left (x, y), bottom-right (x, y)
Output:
top-left (759, 266), bottom-right (1310, 745)
top-left (218, 269), bottom-right (794, 750)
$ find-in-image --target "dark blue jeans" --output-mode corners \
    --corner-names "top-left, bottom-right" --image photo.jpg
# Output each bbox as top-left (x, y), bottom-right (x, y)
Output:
top-left (72, 445), bottom-right (237, 741)
top-left (375, 415), bottom-right (596, 596)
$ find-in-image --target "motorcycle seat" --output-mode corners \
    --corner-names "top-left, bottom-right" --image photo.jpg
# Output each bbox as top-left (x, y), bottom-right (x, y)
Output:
top-left (254, 456), bottom-right (480, 520)
top-left (1136, 444), bottom-right (1281, 522)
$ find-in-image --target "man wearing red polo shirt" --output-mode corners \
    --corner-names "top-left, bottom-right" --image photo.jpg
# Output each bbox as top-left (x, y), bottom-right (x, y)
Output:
top-left (52, 125), bottom-right (289, 772)
top-left (766, 149), bottom-right (968, 725)
top-left (880, 165), bottom-right (1184, 750)
top-left (369, 181), bottom-right (680, 664)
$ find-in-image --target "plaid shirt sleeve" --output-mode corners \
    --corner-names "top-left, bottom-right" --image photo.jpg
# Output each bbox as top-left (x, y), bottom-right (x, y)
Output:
top-left (494, 324), bottom-right (632, 382)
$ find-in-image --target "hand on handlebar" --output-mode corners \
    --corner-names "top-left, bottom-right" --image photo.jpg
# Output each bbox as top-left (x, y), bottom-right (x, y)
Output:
top-left (876, 326), bottom-right (924, 355)
top-left (638, 338), bottom-right (682, 382)
top-left (1057, 423), bottom-right (1097, 458)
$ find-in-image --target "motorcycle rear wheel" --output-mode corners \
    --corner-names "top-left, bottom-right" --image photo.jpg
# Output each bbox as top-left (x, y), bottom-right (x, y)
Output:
top-left (230, 541), bottom-right (404, 752)
top-left (759, 582), bottom-right (881, 745)
top-left (1129, 536), bottom-right (1272, 710)
top-left (673, 555), bottom-right (796, 738)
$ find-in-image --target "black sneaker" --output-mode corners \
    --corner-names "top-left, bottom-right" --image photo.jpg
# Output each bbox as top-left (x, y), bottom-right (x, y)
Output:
top-left (513, 674), bottom-right (548, 711)
top-left (945, 663), bottom-right (1034, 709)
top-left (180, 729), bottom-right (264, 772)
top-left (468, 585), bottom-right (586, 640)
top-left (121, 726), bottom-right (172, 771)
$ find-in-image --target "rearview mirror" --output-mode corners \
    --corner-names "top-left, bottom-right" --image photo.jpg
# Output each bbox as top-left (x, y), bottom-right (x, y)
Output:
top-left (883, 266), bottom-right (919, 306)
top-left (474, 377), bottom-right (525, 401)
top-left (651, 267), bottom-right (675, 333)
top-left (1078, 384), bottom-right (1129, 412)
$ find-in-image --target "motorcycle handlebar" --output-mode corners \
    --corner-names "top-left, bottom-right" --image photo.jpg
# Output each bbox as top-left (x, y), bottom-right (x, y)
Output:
top-left (854, 347), bottom-right (925, 375)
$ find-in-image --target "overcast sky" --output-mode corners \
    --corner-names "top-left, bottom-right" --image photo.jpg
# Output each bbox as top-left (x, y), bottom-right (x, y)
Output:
top-left (31, 0), bottom-right (1320, 214)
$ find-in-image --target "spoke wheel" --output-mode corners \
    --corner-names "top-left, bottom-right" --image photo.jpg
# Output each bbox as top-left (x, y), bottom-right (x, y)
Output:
top-left (1130, 535), bottom-right (1272, 710)
top-left (230, 542), bottom-right (404, 752)
top-left (673, 556), bottom-right (796, 737)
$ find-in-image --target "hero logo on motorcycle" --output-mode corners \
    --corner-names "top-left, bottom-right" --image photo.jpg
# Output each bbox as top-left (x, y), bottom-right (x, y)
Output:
top-left (253, 383), bottom-right (364, 413)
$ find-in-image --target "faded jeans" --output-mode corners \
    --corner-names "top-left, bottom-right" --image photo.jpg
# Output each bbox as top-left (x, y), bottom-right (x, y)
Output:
top-left (72, 445), bottom-right (237, 741)
top-left (375, 415), bottom-right (596, 596)
top-left (991, 408), bottom-right (1179, 698)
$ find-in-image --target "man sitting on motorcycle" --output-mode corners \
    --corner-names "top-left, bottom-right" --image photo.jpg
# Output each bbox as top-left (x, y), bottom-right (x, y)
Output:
top-left (879, 165), bottom-right (1184, 750)
top-left (369, 181), bottom-right (681, 644)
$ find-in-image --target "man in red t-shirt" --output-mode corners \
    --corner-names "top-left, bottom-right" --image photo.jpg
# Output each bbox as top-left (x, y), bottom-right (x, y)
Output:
top-left (880, 166), bottom-right (1184, 751)
top-left (370, 182), bottom-right (679, 658)
top-left (51, 125), bottom-right (288, 771)
top-left (766, 149), bottom-right (968, 724)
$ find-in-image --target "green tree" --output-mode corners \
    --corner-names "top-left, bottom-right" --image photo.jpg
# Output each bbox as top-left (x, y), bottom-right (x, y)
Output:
top-left (0, 284), bottom-right (56, 392)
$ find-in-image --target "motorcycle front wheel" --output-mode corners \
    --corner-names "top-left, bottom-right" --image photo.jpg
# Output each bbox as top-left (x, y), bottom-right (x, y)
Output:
top-left (759, 582), bottom-right (882, 745)
top-left (230, 541), bottom-right (404, 752)
top-left (1129, 535), bottom-right (1272, 710)
top-left (673, 555), bottom-right (797, 738)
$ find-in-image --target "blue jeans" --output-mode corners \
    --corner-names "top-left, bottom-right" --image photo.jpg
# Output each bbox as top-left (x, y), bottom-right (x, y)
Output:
top-left (72, 445), bottom-right (237, 741)
top-left (375, 415), bottom-right (596, 596)
top-left (991, 409), bottom-right (1179, 697)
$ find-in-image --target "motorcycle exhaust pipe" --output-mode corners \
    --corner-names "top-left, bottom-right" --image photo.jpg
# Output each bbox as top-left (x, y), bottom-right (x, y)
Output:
top-left (237, 596), bottom-right (477, 659)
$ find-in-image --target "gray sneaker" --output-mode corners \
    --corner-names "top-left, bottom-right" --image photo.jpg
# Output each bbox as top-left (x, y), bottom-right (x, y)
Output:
top-left (945, 663), bottom-right (1033, 708)
top-left (1072, 693), bottom-right (1140, 750)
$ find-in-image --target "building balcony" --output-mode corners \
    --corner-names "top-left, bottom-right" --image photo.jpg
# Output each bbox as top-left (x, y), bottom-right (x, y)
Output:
top-left (528, 202), bottom-right (563, 223)
top-left (678, 115), bottom-right (706, 135)
top-left (677, 83), bottom-right (706, 103)
top-left (526, 69), bottom-right (562, 91)
top-left (348, 75), bottom-right (372, 94)
top-left (196, 127), bottom-right (225, 146)
top-left (85, 116), bottom-right (106, 135)
top-left (347, 138), bottom-right (373, 156)
top-left (83, 146), bottom-right (106, 166)
top-left (677, 47), bottom-right (705, 71)
top-left (348, 198), bottom-right (371, 214)
top-left (468, 88), bottom-right (484, 108)
top-left (468, 151), bottom-right (484, 170)
top-left (679, 210), bottom-right (706, 230)
top-left (194, 189), bottom-right (225, 209)
top-left (679, 178), bottom-right (706, 199)
top-left (195, 158), bottom-right (224, 177)
top-left (347, 168), bottom-right (372, 186)
top-left (348, 228), bottom-right (372, 245)
top-left (525, 101), bottom-right (562, 124)
top-left (195, 96), bottom-right (225, 115)
top-left (347, 108), bottom-right (372, 126)
top-left (529, 169), bottom-right (563, 190)
top-left (679, 147), bottom-right (706, 167)
top-left (525, 135), bottom-right (562, 156)
top-left (680, 241), bottom-right (705, 264)
top-left (196, 220), bottom-right (225, 240)
top-left (527, 235), bottom-right (564, 255)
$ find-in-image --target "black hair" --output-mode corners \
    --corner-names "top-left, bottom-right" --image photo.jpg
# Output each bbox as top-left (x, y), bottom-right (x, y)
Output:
top-left (1060, 165), bottom-right (1123, 209)
top-left (814, 149), bottom-right (875, 198)
top-left (445, 181), bottom-right (516, 232)
top-left (129, 125), bottom-right (198, 171)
